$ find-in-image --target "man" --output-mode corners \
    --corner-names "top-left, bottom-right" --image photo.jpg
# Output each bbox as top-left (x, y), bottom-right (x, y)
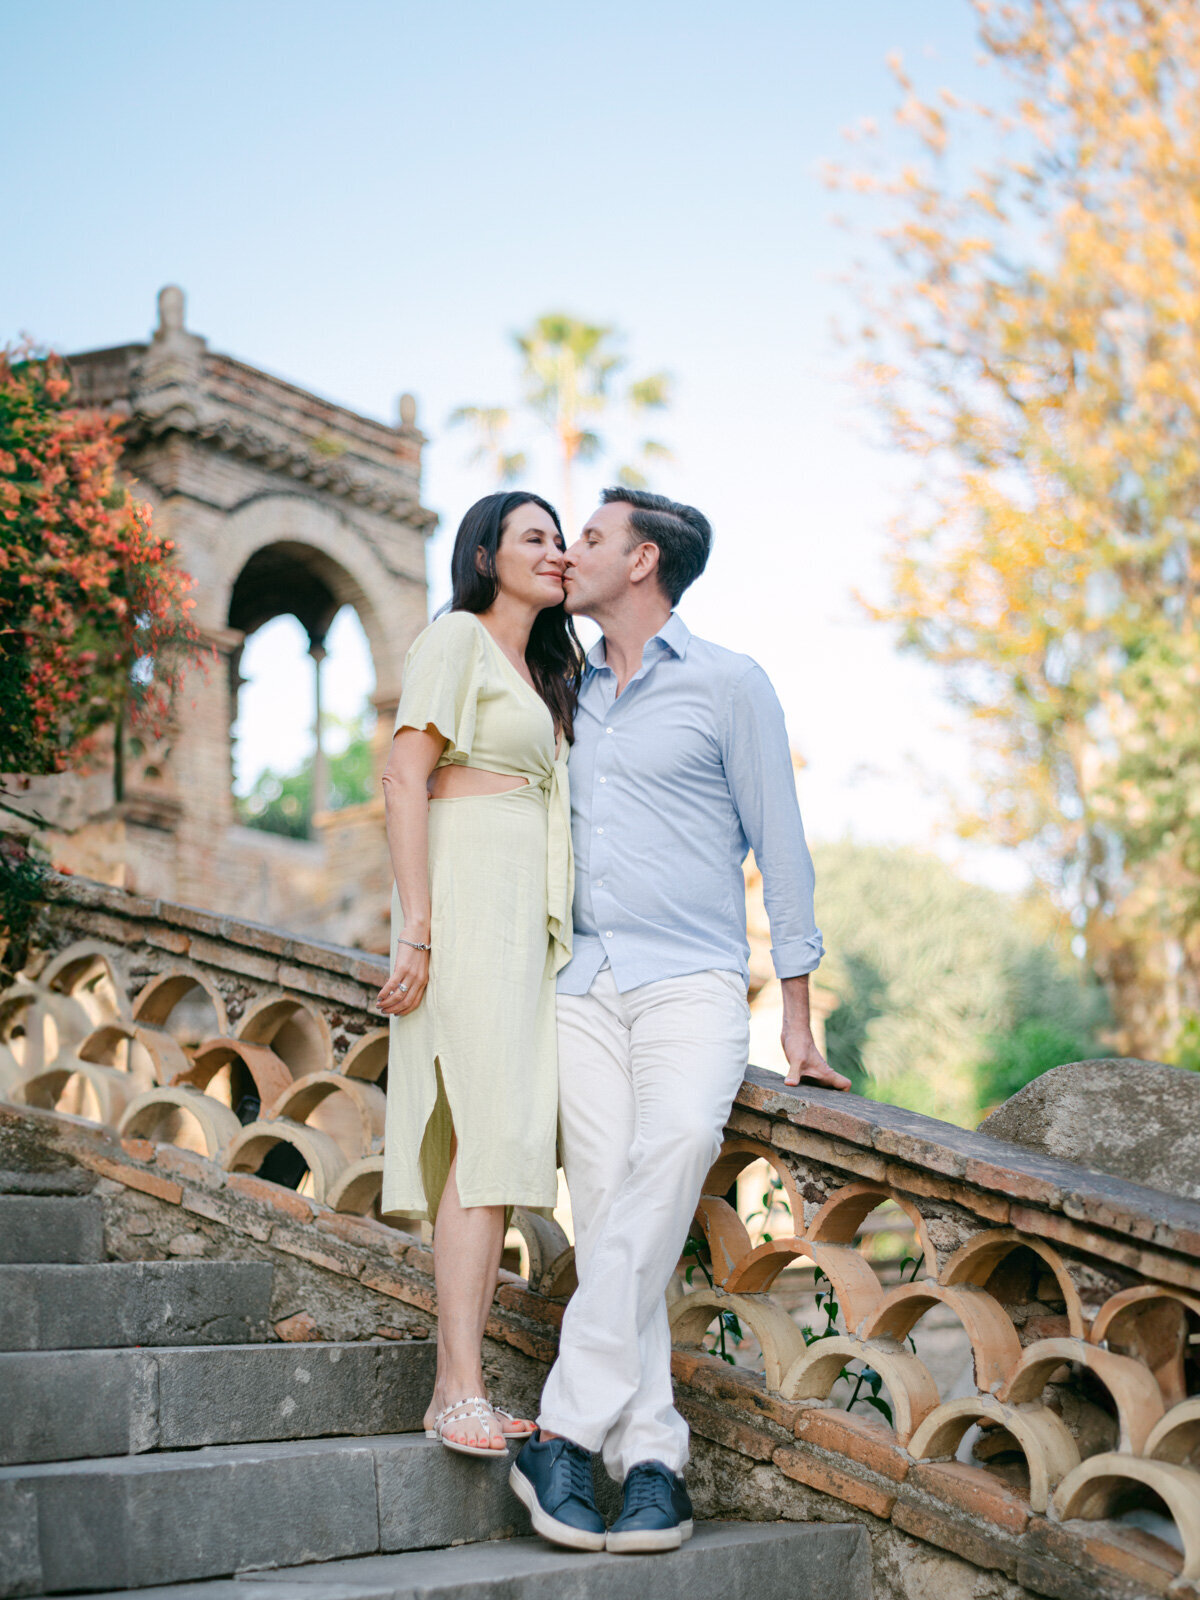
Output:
top-left (509, 488), bottom-right (849, 1555)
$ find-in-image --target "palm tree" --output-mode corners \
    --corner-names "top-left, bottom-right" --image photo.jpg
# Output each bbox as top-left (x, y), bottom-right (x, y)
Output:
top-left (451, 314), bottom-right (671, 532)
top-left (444, 405), bottom-right (527, 485)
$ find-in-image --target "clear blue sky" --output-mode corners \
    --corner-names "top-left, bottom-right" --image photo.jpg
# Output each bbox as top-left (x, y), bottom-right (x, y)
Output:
top-left (2, 0), bottom-right (1023, 885)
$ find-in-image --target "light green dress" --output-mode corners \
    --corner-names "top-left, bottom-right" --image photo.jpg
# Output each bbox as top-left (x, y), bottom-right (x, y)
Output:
top-left (381, 610), bottom-right (573, 1221)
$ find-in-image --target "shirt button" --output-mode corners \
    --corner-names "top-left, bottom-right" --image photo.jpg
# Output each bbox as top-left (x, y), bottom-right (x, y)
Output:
top-left (606, 727), bottom-right (614, 734)
top-left (599, 776), bottom-right (607, 784)
top-left (596, 879), bottom-right (604, 888)
top-left (596, 827), bottom-right (604, 835)
top-left (605, 931), bottom-right (613, 938)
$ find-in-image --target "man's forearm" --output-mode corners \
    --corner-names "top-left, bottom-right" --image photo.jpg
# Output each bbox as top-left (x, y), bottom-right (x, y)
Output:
top-left (780, 973), bottom-right (813, 1038)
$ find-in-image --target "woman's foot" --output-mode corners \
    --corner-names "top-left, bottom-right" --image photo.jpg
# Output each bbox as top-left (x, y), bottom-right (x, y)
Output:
top-left (428, 1395), bottom-right (508, 1456)
top-left (424, 1387), bottom-right (507, 1452)
top-left (493, 1406), bottom-right (537, 1438)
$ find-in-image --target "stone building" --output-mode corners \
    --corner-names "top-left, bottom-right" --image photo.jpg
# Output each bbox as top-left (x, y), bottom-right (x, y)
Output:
top-left (21, 286), bottom-right (435, 952)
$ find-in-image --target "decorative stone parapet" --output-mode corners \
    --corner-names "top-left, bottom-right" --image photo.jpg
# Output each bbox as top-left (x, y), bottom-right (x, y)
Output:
top-left (3, 874), bottom-right (1200, 1600)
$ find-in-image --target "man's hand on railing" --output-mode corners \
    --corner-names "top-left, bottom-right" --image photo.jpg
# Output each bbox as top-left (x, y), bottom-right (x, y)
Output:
top-left (780, 974), bottom-right (851, 1090)
top-left (781, 1025), bottom-right (851, 1091)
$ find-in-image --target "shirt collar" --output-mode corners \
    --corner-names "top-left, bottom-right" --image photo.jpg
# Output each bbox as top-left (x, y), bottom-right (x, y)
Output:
top-left (585, 611), bottom-right (691, 673)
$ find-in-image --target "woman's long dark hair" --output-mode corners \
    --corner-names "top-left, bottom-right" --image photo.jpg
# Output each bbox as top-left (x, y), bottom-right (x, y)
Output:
top-left (447, 491), bottom-right (583, 742)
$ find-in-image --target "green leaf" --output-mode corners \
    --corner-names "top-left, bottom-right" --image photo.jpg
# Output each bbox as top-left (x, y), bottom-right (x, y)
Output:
top-left (863, 1395), bottom-right (894, 1425)
top-left (629, 372), bottom-right (671, 409)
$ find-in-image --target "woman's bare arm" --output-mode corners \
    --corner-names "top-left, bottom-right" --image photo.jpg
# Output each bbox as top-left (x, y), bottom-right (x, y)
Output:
top-left (377, 724), bottom-right (445, 1017)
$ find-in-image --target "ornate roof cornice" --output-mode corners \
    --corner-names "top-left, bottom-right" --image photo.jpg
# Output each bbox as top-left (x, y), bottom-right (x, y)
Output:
top-left (70, 287), bottom-right (438, 532)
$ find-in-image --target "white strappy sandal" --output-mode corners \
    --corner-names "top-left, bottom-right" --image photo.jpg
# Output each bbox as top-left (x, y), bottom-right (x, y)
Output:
top-left (426, 1396), bottom-right (508, 1458)
top-left (492, 1406), bottom-right (536, 1439)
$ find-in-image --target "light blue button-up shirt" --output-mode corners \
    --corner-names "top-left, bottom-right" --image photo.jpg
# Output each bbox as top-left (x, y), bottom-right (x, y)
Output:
top-left (557, 612), bottom-right (824, 996)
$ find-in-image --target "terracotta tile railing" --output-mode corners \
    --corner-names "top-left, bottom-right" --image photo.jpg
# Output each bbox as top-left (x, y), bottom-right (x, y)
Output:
top-left (3, 875), bottom-right (1200, 1600)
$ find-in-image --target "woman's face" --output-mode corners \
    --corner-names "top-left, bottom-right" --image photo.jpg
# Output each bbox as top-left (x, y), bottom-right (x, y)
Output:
top-left (491, 502), bottom-right (567, 610)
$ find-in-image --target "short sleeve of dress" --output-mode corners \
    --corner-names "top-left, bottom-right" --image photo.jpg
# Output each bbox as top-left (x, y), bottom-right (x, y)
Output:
top-left (393, 612), bottom-right (485, 763)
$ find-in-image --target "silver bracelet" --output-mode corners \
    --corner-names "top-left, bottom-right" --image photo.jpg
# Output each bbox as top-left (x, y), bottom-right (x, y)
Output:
top-left (396, 936), bottom-right (432, 952)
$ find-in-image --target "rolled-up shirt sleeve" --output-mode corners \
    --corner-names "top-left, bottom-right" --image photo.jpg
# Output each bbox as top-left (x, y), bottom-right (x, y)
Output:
top-left (721, 664), bottom-right (824, 978)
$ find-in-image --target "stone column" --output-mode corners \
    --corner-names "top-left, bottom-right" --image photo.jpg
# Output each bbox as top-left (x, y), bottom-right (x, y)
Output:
top-left (310, 641), bottom-right (328, 825)
top-left (170, 624), bottom-right (245, 909)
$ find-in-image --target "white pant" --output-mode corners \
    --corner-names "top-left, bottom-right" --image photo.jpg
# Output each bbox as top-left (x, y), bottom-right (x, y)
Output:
top-left (538, 964), bottom-right (750, 1479)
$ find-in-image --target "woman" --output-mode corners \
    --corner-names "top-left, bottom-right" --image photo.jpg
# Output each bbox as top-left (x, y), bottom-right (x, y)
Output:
top-left (376, 491), bottom-right (581, 1458)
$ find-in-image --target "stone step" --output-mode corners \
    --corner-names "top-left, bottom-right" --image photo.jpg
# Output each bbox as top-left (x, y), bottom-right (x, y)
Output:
top-left (0, 1262), bottom-right (273, 1352)
top-left (0, 1196), bottom-right (105, 1264)
top-left (0, 1434), bottom-right (529, 1598)
top-left (50, 1523), bottom-right (872, 1600)
top-left (0, 1340), bottom-right (437, 1465)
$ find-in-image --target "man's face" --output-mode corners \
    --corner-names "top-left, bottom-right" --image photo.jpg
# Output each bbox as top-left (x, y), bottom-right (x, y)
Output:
top-left (562, 501), bottom-right (638, 617)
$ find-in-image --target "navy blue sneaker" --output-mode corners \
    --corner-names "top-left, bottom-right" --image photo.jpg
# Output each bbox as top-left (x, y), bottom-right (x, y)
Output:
top-left (509, 1433), bottom-right (607, 1551)
top-left (606, 1460), bottom-right (693, 1553)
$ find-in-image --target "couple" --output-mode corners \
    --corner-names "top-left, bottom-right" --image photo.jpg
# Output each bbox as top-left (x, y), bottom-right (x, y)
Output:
top-left (376, 485), bottom-right (848, 1556)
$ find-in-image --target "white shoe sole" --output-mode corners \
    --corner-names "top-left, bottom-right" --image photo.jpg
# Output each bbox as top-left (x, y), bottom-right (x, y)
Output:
top-left (606, 1518), bottom-right (694, 1554)
top-left (426, 1427), bottom-right (509, 1459)
top-left (509, 1462), bottom-right (607, 1552)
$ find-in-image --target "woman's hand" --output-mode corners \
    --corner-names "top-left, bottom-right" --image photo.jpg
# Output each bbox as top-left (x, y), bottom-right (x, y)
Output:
top-left (377, 945), bottom-right (430, 1017)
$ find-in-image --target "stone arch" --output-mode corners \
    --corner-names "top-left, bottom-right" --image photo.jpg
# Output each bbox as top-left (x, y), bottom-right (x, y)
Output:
top-left (220, 493), bottom-right (405, 696)
top-left (59, 295), bottom-right (432, 930)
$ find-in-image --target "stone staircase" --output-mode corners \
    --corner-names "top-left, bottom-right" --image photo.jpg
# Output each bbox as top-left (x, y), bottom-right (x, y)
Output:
top-left (0, 1191), bottom-right (870, 1600)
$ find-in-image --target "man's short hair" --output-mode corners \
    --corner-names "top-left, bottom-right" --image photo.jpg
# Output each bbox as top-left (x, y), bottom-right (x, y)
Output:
top-left (600, 487), bottom-right (712, 607)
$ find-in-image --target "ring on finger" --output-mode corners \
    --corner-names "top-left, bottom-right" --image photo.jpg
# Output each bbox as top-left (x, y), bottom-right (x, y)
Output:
top-left (399, 982), bottom-right (408, 993)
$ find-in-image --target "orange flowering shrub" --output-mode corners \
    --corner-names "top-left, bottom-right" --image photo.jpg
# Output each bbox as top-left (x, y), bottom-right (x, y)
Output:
top-left (0, 346), bottom-right (205, 774)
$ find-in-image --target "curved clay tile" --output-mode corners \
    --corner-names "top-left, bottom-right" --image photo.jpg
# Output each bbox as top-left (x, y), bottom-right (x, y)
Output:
top-left (669, 1287), bottom-right (809, 1393)
top-left (778, 1333), bottom-right (940, 1446)
top-left (1001, 1336), bottom-right (1165, 1456)
top-left (941, 1227), bottom-right (1086, 1340)
top-left (1053, 1453), bottom-right (1200, 1581)
top-left (906, 1393), bottom-right (1079, 1512)
top-left (118, 1085), bottom-right (243, 1160)
top-left (860, 1280), bottom-right (1021, 1395)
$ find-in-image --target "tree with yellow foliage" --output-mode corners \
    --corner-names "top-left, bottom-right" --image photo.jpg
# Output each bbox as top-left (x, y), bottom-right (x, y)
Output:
top-left (834, 0), bottom-right (1200, 1057)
